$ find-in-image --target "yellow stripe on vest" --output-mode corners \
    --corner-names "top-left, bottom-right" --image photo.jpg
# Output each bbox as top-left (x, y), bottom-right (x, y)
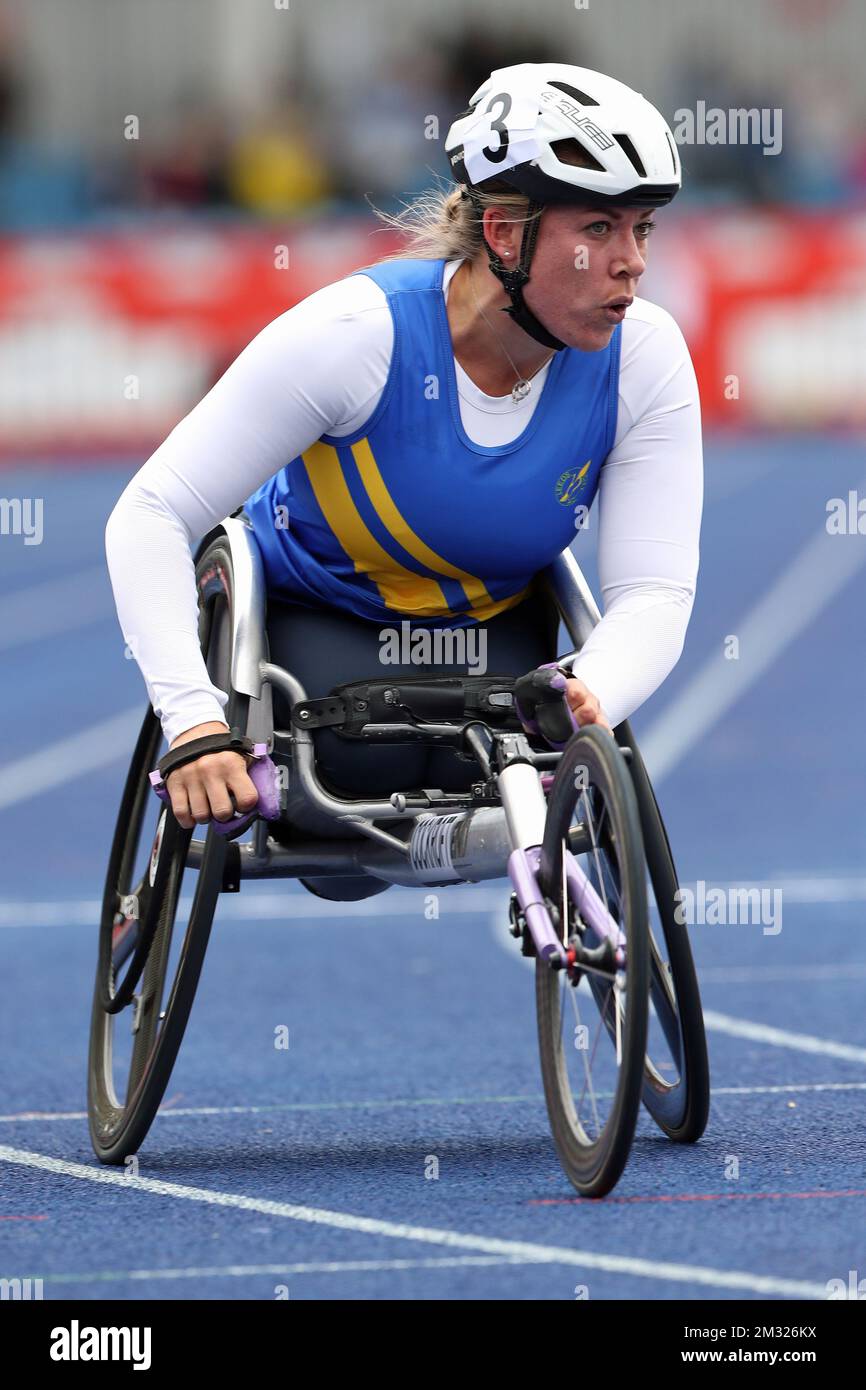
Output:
top-left (301, 441), bottom-right (449, 616)
top-left (469, 585), bottom-right (532, 621)
top-left (350, 437), bottom-right (495, 613)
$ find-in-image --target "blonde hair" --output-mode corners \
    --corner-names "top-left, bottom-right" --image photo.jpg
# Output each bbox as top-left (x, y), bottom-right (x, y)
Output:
top-left (370, 179), bottom-right (539, 264)
top-left (370, 140), bottom-right (602, 263)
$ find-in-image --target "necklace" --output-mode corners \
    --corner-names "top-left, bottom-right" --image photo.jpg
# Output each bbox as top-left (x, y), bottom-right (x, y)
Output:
top-left (466, 267), bottom-right (555, 404)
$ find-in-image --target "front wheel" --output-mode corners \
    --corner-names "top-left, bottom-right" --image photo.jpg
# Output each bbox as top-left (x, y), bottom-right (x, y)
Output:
top-left (535, 726), bottom-right (649, 1198)
top-left (616, 723), bottom-right (710, 1142)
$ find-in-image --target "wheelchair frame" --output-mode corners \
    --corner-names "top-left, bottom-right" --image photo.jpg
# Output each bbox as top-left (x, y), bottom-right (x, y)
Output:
top-left (188, 511), bottom-right (623, 908)
top-left (90, 513), bottom-right (709, 1193)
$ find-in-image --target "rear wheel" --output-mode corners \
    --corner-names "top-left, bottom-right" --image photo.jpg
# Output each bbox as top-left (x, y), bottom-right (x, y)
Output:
top-left (88, 535), bottom-right (248, 1164)
top-left (535, 727), bottom-right (649, 1197)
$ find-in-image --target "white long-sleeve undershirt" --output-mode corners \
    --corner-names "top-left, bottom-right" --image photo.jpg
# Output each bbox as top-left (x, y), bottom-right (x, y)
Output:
top-left (105, 257), bottom-right (703, 744)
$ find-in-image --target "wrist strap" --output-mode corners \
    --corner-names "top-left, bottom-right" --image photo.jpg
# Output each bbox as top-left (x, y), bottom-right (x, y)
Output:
top-left (156, 727), bottom-right (255, 782)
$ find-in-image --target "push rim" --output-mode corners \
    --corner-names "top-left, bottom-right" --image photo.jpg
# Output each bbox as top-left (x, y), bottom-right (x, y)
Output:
top-left (88, 538), bottom-right (245, 1163)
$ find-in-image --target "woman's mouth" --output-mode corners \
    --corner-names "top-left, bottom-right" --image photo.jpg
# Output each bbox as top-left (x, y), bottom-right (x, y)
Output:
top-left (602, 297), bottom-right (633, 323)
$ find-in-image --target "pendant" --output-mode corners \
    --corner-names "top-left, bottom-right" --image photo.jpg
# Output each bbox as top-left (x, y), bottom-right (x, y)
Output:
top-left (511, 379), bottom-right (532, 403)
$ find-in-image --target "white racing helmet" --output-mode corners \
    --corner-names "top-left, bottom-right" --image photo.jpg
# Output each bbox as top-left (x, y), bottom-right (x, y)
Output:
top-left (444, 63), bottom-right (681, 348)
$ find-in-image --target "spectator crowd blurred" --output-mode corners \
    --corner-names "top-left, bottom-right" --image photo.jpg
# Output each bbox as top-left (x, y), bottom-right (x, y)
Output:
top-left (0, 9), bottom-right (864, 230)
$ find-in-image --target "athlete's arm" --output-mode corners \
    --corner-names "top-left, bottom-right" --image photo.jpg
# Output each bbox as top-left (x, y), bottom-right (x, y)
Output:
top-left (104, 275), bottom-right (393, 749)
top-left (559, 301), bottom-right (703, 730)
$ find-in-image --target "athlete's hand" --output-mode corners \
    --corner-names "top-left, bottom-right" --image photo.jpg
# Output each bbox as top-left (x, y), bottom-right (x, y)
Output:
top-left (564, 678), bottom-right (613, 734)
top-left (165, 721), bottom-right (260, 830)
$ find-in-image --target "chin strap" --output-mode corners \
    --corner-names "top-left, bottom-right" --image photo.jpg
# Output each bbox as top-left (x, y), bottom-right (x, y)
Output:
top-left (465, 189), bottom-right (567, 352)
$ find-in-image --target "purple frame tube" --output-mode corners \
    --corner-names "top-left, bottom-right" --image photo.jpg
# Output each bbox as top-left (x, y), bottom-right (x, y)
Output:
top-left (508, 846), bottom-right (627, 966)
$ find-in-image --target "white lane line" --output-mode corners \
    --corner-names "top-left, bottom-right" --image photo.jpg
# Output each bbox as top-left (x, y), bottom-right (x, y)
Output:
top-left (44, 1256), bottom-right (535, 1285)
top-left (0, 1095), bottom-right (543, 1124)
top-left (0, 901), bottom-right (104, 927)
top-left (0, 565), bottom-right (113, 653)
top-left (2, 874), bottom-right (865, 928)
top-left (639, 513), bottom-right (866, 783)
top-left (0, 885), bottom-right (508, 928)
top-left (0, 1145), bottom-right (827, 1298)
top-left (753, 877), bottom-right (866, 904)
top-left (0, 707), bottom-right (143, 813)
top-left (713, 1081), bottom-right (866, 1096)
top-left (701, 962), bottom-right (866, 984)
top-left (2, 1079), bottom-right (866, 1128)
top-left (704, 1010), bottom-right (866, 1065)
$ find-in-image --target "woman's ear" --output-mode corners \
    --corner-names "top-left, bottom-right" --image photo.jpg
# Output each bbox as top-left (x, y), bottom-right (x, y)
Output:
top-left (482, 205), bottom-right (519, 263)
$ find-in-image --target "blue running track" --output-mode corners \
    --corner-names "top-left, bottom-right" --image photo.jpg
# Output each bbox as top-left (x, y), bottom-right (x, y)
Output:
top-left (0, 433), bottom-right (864, 1300)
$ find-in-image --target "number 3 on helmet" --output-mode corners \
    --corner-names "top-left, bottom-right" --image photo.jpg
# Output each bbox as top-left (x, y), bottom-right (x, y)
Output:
top-left (445, 61), bottom-right (681, 209)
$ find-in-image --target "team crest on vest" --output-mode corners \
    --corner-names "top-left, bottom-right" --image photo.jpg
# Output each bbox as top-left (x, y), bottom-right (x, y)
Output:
top-left (555, 461), bottom-right (592, 505)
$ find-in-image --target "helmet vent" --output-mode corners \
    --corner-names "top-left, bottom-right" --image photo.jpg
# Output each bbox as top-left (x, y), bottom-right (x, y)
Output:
top-left (550, 137), bottom-right (606, 174)
top-left (664, 129), bottom-right (678, 172)
top-left (612, 134), bottom-right (647, 178)
top-left (548, 80), bottom-right (599, 107)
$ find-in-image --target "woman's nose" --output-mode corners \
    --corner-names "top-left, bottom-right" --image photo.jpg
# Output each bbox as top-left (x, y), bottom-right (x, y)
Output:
top-left (611, 233), bottom-right (647, 279)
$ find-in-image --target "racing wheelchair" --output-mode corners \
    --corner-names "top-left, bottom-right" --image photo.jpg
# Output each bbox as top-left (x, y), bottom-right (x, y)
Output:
top-left (88, 511), bottom-right (710, 1198)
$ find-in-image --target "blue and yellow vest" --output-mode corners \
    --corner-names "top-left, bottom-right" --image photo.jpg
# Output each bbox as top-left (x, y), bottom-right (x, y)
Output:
top-left (245, 257), bottom-right (621, 627)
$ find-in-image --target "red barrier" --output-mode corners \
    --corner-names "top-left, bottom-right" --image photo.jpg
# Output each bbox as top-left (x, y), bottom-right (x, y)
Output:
top-left (1, 211), bottom-right (863, 456)
top-left (0, 220), bottom-right (403, 456)
top-left (652, 210), bottom-right (866, 429)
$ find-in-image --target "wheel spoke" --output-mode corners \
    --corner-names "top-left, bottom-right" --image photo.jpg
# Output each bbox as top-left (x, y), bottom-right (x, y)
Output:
top-left (575, 984), bottom-right (618, 1134)
top-left (585, 790), bottom-right (611, 924)
top-left (568, 982), bottom-right (602, 1139)
top-left (561, 786), bottom-right (623, 1139)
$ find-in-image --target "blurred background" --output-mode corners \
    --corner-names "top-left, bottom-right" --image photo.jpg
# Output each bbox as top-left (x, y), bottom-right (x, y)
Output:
top-left (0, 0), bottom-right (864, 453)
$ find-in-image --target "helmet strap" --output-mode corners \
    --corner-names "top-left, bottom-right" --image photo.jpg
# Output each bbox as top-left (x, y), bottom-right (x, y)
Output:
top-left (467, 191), bottom-right (567, 352)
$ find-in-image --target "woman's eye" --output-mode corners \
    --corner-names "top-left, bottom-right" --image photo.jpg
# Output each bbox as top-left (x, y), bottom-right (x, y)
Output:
top-left (583, 219), bottom-right (656, 236)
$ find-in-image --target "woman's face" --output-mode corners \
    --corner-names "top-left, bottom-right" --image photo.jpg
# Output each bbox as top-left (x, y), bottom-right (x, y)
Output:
top-left (518, 203), bottom-right (658, 352)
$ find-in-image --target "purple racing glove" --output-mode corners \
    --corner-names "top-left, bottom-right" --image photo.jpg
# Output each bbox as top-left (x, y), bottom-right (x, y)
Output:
top-left (149, 739), bottom-right (282, 837)
top-left (513, 663), bottom-right (580, 751)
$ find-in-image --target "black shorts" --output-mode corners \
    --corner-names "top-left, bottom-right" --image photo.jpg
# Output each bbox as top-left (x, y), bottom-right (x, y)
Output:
top-left (266, 585), bottom-right (559, 796)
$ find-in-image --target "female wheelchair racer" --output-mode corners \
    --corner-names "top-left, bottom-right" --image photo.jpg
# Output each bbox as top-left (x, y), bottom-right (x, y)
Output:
top-left (97, 63), bottom-right (709, 1195)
